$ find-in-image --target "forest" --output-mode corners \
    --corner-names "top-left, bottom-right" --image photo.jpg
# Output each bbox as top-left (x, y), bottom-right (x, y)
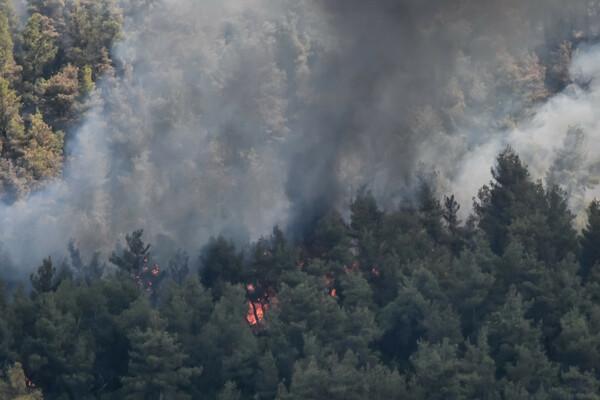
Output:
top-left (4, 0), bottom-right (600, 399)
top-left (3, 148), bottom-right (600, 399)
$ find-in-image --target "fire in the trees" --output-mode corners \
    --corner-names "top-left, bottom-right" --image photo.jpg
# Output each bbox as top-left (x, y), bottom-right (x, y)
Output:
top-left (134, 257), bottom-right (162, 294)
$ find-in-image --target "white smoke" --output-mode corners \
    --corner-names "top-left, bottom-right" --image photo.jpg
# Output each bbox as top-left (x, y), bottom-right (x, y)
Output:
top-left (452, 45), bottom-right (600, 220)
top-left (1, 0), bottom-right (319, 269)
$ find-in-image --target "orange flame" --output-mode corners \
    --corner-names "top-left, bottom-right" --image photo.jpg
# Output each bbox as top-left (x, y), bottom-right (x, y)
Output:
top-left (246, 301), bottom-right (267, 325)
top-left (247, 302), bottom-right (258, 325)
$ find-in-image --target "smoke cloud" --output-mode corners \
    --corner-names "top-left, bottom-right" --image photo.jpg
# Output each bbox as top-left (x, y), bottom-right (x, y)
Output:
top-left (2, 0), bottom-right (600, 275)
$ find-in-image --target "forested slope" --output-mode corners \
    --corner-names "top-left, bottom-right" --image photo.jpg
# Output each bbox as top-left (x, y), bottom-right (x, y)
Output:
top-left (0, 0), bottom-right (129, 200)
top-left (0, 148), bottom-right (600, 399)
top-left (4, 0), bottom-right (600, 399)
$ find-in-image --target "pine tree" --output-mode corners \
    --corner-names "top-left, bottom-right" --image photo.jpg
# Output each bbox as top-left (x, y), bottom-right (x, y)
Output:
top-left (0, 362), bottom-right (44, 400)
top-left (418, 183), bottom-right (445, 244)
top-left (0, 11), bottom-right (20, 83)
top-left (110, 230), bottom-right (166, 298)
top-left (0, 77), bottom-right (24, 156)
top-left (24, 293), bottom-right (95, 398)
top-left (443, 194), bottom-right (464, 254)
top-left (350, 186), bottom-right (383, 235)
top-left (409, 339), bottom-right (468, 399)
top-left (21, 13), bottom-right (58, 81)
top-left (556, 305), bottom-right (600, 372)
top-left (580, 199), bottom-right (600, 277)
top-left (461, 328), bottom-right (501, 399)
top-left (199, 235), bottom-right (243, 297)
top-left (67, 0), bottom-right (121, 77)
top-left (349, 187), bottom-right (383, 275)
top-left (168, 249), bottom-right (190, 286)
top-left (30, 257), bottom-right (56, 294)
top-left (42, 63), bottom-right (79, 131)
top-left (121, 304), bottom-right (200, 400)
top-left (22, 111), bottom-right (63, 179)
top-left (475, 146), bottom-right (544, 255)
top-left (197, 284), bottom-right (258, 398)
top-left (217, 381), bottom-right (241, 400)
top-left (0, 0), bottom-right (19, 35)
top-left (27, 0), bottom-right (67, 33)
top-left (487, 286), bottom-right (557, 393)
top-left (255, 351), bottom-right (279, 400)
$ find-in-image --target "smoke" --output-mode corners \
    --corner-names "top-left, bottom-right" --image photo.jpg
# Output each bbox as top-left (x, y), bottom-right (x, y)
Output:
top-left (452, 45), bottom-right (600, 221)
top-left (2, 0), bottom-right (600, 274)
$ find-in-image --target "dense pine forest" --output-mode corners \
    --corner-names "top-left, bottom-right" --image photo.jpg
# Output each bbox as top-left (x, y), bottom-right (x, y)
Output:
top-left (3, 148), bottom-right (600, 399)
top-left (5, 0), bottom-right (600, 399)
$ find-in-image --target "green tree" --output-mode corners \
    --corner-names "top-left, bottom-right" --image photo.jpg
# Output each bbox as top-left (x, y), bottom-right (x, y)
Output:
top-left (549, 366), bottom-right (600, 399)
top-left (110, 229), bottom-right (150, 274)
top-left (68, 0), bottom-right (121, 77)
top-left (197, 284), bottom-right (258, 398)
top-left (443, 194), bottom-right (465, 254)
top-left (475, 146), bottom-right (544, 255)
top-left (445, 241), bottom-right (496, 332)
top-left (27, 0), bottom-right (67, 32)
top-left (159, 276), bottom-right (213, 397)
top-left (350, 186), bottom-right (383, 234)
top-left (78, 64), bottom-right (94, 94)
top-left (119, 297), bottom-right (199, 399)
top-left (276, 276), bottom-right (347, 358)
top-left (42, 63), bottom-right (79, 131)
top-left (311, 212), bottom-right (351, 264)
top-left (0, 0), bottom-right (19, 34)
top-left (29, 257), bottom-right (56, 295)
top-left (0, 77), bottom-right (24, 156)
top-left (6, 283), bottom-right (35, 362)
top-left (556, 305), bottom-right (600, 373)
top-left (122, 321), bottom-right (200, 399)
top-left (349, 187), bottom-right (383, 272)
top-left (377, 282), bottom-right (428, 365)
top-left (200, 235), bottom-right (243, 298)
top-left (461, 328), bottom-right (501, 399)
top-left (21, 13), bottom-right (58, 81)
top-left (255, 351), bottom-right (279, 400)
top-left (217, 381), bottom-right (241, 400)
top-left (167, 249), bottom-right (190, 286)
top-left (409, 339), bottom-right (469, 400)
top-left (487, 286), bottom-right (557, 393)
top-left (22, 111), bottom-right (63, 179)
top-left (0, 362), bottom-right (44, 400)
top-left (0, 279), bottom-right (13, 362)
top-left (110, 229), bottom-right (165, 297)
top-left (417, 184), bottom-right (446, 244)
top-left (580, 199), bottom-right (600, 277)
top-left (23, 292), bottom-right (95, 398)
top-left (279, 350), bottom-right (407, 400)
top-left (0, 11), bottom-right (20, 83)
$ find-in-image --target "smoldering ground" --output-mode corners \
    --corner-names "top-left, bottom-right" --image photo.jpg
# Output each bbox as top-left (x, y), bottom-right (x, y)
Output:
top-left (1, 0), bottom-right (600, 277)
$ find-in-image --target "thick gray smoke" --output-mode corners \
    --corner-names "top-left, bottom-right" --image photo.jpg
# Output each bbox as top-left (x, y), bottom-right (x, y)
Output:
top-left (2, 0), bottom-right (600, 275)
